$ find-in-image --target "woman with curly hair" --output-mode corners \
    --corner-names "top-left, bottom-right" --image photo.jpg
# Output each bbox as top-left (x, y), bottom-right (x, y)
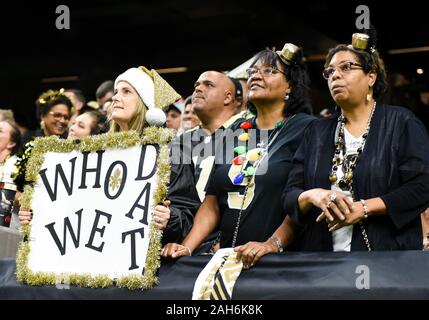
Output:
top-left (21, 89), bottom-right (72, 148)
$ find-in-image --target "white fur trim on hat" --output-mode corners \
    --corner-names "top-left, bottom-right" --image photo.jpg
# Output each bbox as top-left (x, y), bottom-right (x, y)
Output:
top-left (146, 108), bottom-right (167, 127)
top-left (114, 68), bottom-right (155, 109)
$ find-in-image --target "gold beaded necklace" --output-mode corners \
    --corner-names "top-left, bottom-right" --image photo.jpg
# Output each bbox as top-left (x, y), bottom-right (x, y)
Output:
top-left (328, 102), bottom-right (376, 251)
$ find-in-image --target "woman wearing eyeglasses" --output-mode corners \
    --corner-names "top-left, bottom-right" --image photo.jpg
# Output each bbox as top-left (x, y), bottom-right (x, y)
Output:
top-left (21, 89), bottom-right (72, 149)
top-left (17, 110), bottom-right (104, 226)
top-left (15, 90), bottom-right (73, 228)
top-left (283, 31), bottom-right (429, 251)
top-left (162, 44), bottom-right (315, 268)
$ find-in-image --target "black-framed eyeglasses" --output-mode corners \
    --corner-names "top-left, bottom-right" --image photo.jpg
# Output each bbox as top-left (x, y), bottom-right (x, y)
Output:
top-left (49, 111), bottom-right (70, 121)
top-left (322, 61), bottom-right (364, 80)
top-left (246, 66), bottom-right (286, 78)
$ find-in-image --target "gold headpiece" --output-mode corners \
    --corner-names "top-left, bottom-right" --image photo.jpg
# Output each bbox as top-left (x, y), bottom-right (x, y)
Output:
top-left (138, 66), bottom-right (181, 108)
top-left (276, 43), bottom-right (300, 65)
top-left (37, 88), bottom-right (66, 107)
top-left (351, 33), bottom-right (370, 50)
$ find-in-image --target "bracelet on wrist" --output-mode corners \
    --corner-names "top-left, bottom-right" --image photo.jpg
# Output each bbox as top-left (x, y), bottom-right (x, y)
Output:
top-left (360, 199), bottom-right (369, 219)
top-left (269, 236), bottom-right (283, 253)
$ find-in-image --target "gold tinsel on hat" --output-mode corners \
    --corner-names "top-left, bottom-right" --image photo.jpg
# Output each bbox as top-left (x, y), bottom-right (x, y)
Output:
top-left (138, 66), bottom-right (181, 108)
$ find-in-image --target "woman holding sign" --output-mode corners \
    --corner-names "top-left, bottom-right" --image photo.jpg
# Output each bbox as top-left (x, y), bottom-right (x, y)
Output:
top-left (20, 66), bottom-right (199, 245)
top-left (109, 67), bottom-right (199, 243)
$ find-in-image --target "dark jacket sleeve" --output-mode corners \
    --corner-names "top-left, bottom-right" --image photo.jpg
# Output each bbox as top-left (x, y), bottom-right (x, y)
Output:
top-left (162, 162), bottom-right (201, 245)
top-left (282, 122), bottom-right (313, 227)
top-left (380, 116), bottom-right (429, 229)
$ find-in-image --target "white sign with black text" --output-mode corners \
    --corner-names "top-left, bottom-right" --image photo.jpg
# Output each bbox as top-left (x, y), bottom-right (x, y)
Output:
top-left (27, 144), bottom-right (158, 279)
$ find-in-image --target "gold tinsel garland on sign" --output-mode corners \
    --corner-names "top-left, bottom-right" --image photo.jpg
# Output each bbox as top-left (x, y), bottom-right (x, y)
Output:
top-left (16, 128), bottom-right (174, 290)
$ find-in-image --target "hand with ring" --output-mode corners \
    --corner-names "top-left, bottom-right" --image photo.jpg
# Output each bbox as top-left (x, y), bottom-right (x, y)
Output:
top-left (299, 188), bottom-right (351, 222)
top-left (311, 189), bottom-right (354, 223)
top-left (325, 200), bottom-right (369, 232)
top-left (326, 192), bottom-right (337, 207)
top-left (234, 240), bottom-right (278, 269)
top-left (152, 200), bottom-right (171, 230)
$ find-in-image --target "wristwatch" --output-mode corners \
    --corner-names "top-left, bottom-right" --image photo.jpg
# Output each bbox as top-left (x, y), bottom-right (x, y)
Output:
top-left (270, 236), bottom-right (283, 253)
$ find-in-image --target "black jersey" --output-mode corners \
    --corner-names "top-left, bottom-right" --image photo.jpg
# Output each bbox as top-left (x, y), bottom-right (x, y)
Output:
top-left (206, 112), bottom-right (315, 248)
top-left (171, 111), bottom-right (249, 202)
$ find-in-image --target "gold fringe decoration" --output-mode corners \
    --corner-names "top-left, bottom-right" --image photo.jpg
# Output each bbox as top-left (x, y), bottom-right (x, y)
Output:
top-left (16, 128), bottom-right (174, 290)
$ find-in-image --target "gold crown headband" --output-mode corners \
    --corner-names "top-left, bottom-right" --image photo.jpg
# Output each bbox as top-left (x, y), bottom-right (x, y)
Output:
top-left (276, 43), bottom-right (300, 65)
top-left (37, 88), bottom-right (66, 106)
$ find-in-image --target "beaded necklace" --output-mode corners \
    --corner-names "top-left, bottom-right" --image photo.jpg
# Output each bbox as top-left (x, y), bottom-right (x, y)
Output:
top-left (230, 115), bottom-right (295, 247)
top-left (329, 102), bottom-right (376, 251)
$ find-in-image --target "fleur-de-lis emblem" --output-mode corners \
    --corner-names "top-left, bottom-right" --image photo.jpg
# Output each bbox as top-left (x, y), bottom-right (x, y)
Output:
top-left (109, 168), bottom-right (122, 191)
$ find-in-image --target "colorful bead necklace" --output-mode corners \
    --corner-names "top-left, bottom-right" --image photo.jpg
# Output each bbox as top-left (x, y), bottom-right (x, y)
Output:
top-left (232, 117), bottom-right (291, 186)
top-left (230, 115), bottom-right (295, 247)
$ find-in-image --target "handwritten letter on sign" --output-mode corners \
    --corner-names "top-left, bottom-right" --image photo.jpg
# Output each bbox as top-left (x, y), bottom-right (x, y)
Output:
top-left (17, 131), bottom-right (172, 289)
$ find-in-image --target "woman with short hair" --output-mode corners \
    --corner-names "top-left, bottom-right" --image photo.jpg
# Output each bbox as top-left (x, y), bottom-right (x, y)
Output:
top-left (283, 31), bottom-right (429, 251)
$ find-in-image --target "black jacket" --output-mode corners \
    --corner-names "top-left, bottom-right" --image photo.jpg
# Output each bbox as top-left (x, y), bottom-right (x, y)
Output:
top-left (283, 104), bottom-right (429, 251)
top-left (162, 161), bottom-right (200, 245)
